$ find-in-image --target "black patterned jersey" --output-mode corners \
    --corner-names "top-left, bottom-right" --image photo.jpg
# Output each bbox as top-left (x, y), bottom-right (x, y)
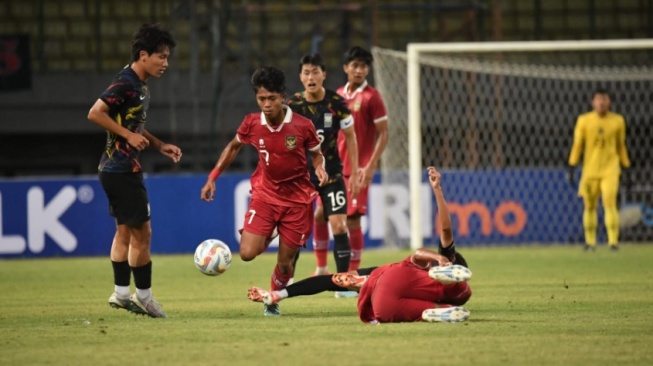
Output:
top-left (97, 66), bottom-right (150, 173)
top-left (287, 89), bottom-right (353, 184)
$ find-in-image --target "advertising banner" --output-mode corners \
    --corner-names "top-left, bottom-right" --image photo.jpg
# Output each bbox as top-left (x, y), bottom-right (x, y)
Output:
top-left (1, 169), bottom-right (650, 258)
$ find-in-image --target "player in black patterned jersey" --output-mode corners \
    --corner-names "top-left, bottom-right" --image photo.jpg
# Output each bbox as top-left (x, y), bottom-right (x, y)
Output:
top-left (97, 67), bottom-right (151, 173)
top-left (88, 24), bottom-right (181, 318)
top-left (287, 53), bottom-right (360, 278)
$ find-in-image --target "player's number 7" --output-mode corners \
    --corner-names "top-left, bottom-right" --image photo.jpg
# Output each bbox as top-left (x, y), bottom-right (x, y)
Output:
top-left (260, 149), bottom-right (269, 165)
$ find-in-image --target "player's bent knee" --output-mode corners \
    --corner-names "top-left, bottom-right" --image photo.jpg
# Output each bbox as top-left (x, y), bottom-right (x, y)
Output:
top-left (239, 248), bottom-right (258, 261)
top-left (346, 216), bottom-right (362, 229)
top-left (330, 219), bottom-right (347, 234)
top-left (442, 284), bottom-right (472, 306)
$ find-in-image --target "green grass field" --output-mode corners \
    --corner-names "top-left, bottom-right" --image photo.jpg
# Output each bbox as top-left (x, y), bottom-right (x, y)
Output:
top-left (1, 245), bottom-right (652, 366)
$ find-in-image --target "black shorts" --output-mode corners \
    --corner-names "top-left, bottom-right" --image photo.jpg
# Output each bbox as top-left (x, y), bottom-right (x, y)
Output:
top-left (318, 177), bottom-right (348, 218)
top-left (99, 171), bottom-right (150, 226)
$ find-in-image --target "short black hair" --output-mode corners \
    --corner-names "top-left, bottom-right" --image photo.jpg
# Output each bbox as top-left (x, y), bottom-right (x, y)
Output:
top-left (299, 53), bottom-right (326, 72)
top-left (343, 46), bottom-right (373, 66)
top-left (593, 87), bottom-right (611, 99)
top-left (251, 66), bottom-right (287, 94)
top-left (131, 24), bottom-right (176, 62)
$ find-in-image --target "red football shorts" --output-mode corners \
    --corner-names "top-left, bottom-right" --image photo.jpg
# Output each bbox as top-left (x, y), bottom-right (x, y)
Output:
top-left (242, 198), bottom-right (314, 249)
top-left (343, 175), bottom-right (368, 217)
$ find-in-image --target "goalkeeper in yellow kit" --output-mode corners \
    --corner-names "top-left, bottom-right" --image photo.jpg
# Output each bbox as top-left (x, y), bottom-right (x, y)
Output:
top-left (567, 88), bottom-right (631, 251)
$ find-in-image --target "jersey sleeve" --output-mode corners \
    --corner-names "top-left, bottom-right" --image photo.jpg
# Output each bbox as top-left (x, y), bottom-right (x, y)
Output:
top-left (335, 96), bottom-right (354, 130)
top-left (369, 90), bottom-right (388, 123)
top-left (236, 115), bottom-right (253, 145)
top-left (99, 79), bottom-right (132, 112)
top-left (304, 120), bottom-right (321, 151)
top-left (568, 115), bottom-right (585, 166)
top-left (286, 94), bottom-right (303, 113)
top-left (617, 116), bottom-right (631, 168)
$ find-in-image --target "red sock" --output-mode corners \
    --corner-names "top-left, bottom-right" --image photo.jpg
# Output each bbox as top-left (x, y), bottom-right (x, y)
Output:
top-left (348, 227), bottom-right (363, 271)
top-left (313, 221), bottom-right (329, 267)
top-left (270, 265), bottom-right (294, 291)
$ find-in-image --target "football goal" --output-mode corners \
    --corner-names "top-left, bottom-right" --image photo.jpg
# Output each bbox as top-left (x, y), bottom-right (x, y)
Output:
top-left (372, 39), bottom-right (653, 249)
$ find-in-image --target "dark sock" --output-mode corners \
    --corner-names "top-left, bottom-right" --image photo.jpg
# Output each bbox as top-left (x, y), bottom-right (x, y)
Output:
top-left (131, 261), bottom-right (152, 290)
top-left (112, 260), bottom-right (131, 286)
top-left (438, 242), bottom-right (469, 268)
top-left (356, 266), bottom-right (378, 276)
top-left (454, 252), bottom-right (469, 268)
top-left (438, 241), bottom-right (457, 262)
top-left (333, 233), bottom-right (351, 273)
top-left (286, 275), bottom-right (342, 298)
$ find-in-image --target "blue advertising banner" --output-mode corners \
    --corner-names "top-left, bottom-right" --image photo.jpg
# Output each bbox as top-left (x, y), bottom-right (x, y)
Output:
top-left (1, 169), bottom-right (649, 258)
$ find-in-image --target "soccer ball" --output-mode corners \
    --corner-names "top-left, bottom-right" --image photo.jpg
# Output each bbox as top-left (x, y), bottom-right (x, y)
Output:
top-left (194, 239), bottom-right (232, 276)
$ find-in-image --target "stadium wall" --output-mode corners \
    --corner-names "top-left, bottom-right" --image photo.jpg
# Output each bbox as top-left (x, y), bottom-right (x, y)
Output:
top-left (1, 170), bottom-right (651, 258)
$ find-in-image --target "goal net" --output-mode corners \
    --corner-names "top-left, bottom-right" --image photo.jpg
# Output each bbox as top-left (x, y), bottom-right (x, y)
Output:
top-left (372, 40), bottom-right (653, 249)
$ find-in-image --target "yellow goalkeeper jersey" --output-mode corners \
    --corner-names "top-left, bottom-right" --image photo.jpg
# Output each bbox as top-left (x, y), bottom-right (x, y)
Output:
top-left (568, 111), bottom-right (630, 179)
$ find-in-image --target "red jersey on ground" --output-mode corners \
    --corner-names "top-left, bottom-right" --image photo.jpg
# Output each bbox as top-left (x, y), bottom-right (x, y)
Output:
top-left (337, 80), bottom-right (388, 177)
top-left (237, 106), bottom-right (321, 207)
top-left (357, 256), bottom-right (441, 323)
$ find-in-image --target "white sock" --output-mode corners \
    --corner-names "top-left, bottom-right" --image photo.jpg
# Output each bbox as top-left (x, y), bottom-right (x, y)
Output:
top-left (276, 289), bottom-right (289, 300)
top-left (136, 288), bottom-right (152, 302)
top-left (287, 278), bottom-right (294, 285)
top-left (315, 266), bottom-right (329, 275)
top-left (114, 285), bottom-right (130, 299)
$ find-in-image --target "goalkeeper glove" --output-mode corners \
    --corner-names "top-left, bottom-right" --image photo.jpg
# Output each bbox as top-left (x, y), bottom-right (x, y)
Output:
top-left (565, 166), bottom-right (576, 188)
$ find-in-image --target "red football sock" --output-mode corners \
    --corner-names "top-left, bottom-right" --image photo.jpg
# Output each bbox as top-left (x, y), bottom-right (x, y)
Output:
top-left (348, 227), bottom-right (363, 271)
top-left (313, 221), bottom-right (329, 267)
top-left (270, 265), bottom-right (294, 291)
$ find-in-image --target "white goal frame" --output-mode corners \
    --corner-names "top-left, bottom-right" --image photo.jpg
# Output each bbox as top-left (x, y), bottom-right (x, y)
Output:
top-left (406, 39), bottom-right (653, 249)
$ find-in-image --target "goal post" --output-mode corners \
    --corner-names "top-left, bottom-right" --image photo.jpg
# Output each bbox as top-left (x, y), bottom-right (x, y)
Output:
top-left (373, 39), bottom-right (653, 250)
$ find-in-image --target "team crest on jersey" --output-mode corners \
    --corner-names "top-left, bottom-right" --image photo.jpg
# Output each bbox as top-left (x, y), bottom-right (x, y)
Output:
top-left (285, 135), bottom-right (297, 149)
top-left (353, 97), bottom-right (362, 112)
top-left (324, 113), bottom-right (333, 128)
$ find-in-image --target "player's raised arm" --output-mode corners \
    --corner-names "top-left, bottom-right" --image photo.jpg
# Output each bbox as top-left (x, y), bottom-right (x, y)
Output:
top-left (428, 166), bottom-right (453, 246)
top-left (201, 135), bottom-right (244, 201)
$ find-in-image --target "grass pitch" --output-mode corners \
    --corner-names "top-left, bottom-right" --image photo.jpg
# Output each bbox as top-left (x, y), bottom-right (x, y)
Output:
top-left (1, 245), bottom-right (652, 366)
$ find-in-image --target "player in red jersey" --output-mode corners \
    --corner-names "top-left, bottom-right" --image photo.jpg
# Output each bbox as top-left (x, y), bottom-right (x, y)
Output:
top-left (200, 66), bottom-right (328, 316)
top-left (334, 46), bottom-right (389, 276)
top-left (248, 167), bottom-right (472, 323)
top-left (356, 167), bottom-right (471, 323)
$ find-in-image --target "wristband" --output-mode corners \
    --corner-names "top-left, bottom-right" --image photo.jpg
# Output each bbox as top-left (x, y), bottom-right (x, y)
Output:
top-left (208, 168), bottom-right (221, 181)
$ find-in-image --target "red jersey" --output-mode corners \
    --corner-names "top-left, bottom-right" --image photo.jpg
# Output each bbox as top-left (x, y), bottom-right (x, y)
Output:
top-left (337, 80), bottom-right (388, 176)
top-left (237, 106), bottom-right (321, 207)
top-left (357, 256), bottom-right (437, 323)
